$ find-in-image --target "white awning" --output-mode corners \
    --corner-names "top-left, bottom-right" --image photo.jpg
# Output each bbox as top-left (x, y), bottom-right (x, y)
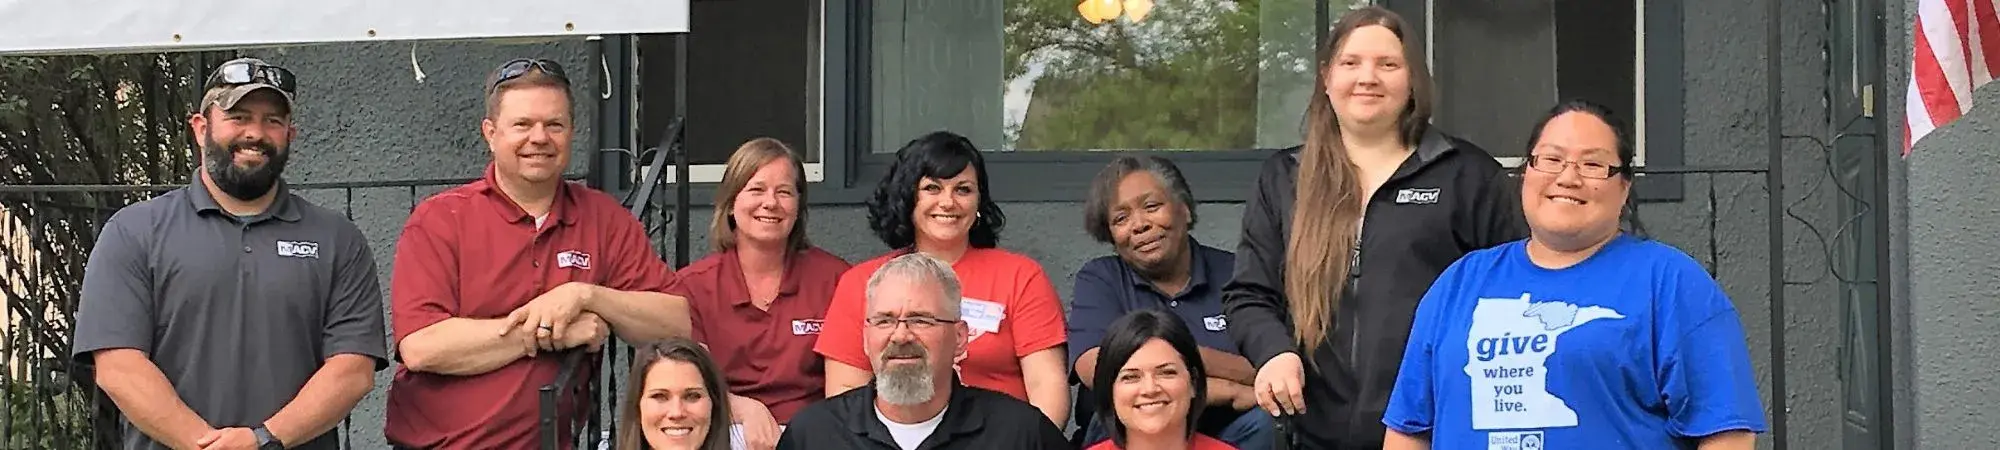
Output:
top-left (0, 0), bottom-right (689, 56)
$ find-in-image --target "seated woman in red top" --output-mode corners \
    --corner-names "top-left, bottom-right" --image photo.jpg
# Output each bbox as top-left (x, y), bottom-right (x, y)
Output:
top-left (813, 131), bottom-right (1071, 427)
top-left (672, 138), bottom-right (851, 448)
top-left (1088, 310), bottom-right (1239, 450)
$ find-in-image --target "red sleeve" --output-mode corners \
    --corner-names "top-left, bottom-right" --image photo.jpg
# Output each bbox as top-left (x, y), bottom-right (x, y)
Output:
top-left (390, 201), bottom-right (461, 347)
top-left (1008, 260), bottom-right (1069, 357)
top-left (678, 270), bottom-right (710, 343)
top-left (604, 208), bottom-right (683, 295)
top-left (813, 264), bottom-right (873, 370)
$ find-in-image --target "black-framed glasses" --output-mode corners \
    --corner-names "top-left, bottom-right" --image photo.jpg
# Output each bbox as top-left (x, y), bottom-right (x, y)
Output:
top-left (1527, 154), bottom-right (1625, 180)
top-left (490, 58), bottom-right (570, 91)
top-left (206, 61), bottom-right (296, 95)
top-left (864, 315), bottom-right (958, 330)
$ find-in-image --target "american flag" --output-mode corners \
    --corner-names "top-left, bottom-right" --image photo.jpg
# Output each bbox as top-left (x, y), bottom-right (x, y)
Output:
top-left (1906, 0), bottom-right (2000, 156)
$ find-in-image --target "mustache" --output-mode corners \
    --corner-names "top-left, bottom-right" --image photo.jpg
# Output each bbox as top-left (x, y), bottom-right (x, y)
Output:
top-left (880, 342), bottom-right (928, 360)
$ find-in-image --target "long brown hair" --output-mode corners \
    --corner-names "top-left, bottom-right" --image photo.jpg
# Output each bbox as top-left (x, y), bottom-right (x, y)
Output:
top-left (615, 338), bottom-right (735, 450)
top-left (1286, 6), bottom-right (1433, 350)
top-left (709, 137), bottom-right (811, 254)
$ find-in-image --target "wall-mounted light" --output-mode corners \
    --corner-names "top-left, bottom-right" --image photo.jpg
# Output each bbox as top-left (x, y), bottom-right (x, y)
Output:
top-left (1077, 0), bottom-right (1154, 24)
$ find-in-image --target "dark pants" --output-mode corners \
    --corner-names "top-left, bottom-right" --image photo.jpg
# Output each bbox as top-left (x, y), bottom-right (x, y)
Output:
top-left (1081, 408), bottom-right (1275, 449)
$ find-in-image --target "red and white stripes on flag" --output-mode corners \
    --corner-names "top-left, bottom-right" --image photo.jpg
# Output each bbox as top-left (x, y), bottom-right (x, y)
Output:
top-left (1906, 0), bottom-right (2000, 156)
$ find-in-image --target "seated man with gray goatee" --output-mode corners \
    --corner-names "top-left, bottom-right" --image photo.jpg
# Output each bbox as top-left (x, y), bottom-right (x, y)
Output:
top-left (779, 253), bottom-right (1069, 450)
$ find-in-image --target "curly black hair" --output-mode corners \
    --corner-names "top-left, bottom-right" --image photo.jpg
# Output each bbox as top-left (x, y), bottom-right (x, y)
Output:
top-left (865, 131), bottom-right (1007, 250)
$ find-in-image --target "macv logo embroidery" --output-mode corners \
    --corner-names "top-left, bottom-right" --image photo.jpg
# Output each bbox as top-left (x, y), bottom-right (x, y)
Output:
top-left (791, 319), bottom-right (823, 336)
top-left (556, 250), bottom-right (592, 269)
top-left (276, 241), bottom-right (319, 258)
top-left (1395, 187), bottom-right (1441, 204)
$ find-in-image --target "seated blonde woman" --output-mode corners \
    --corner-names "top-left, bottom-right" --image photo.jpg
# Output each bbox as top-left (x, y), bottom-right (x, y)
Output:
top-left (1089, 309), bottom-right (1239, 450)
top-left (670, 137), bottom-right (850, 449)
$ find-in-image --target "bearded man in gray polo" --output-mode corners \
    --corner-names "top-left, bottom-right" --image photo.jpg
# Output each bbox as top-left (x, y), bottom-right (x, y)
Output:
top-left (73, 57), bottom-right (386, 450)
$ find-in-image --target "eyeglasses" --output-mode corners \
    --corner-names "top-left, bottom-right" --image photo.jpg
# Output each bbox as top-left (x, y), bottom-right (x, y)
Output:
top-left (490, 58), bottom-right (570, 91)
top-left (864, 315), bottom-right (958, 330)
top-left (1527, 154), bottom-right (1625, 180)
top-left (205, 61), bottom-right (296, 96)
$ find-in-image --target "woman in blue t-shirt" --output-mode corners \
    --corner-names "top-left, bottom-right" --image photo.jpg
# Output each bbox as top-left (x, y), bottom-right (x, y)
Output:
top-left (1381, 100), bottom-right (1767, 450)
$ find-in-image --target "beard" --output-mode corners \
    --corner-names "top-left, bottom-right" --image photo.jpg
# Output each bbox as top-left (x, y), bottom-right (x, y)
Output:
top-left (873, 341), bottom-right (937, 405)
top-left (201, 133), bottom-right (288, 201)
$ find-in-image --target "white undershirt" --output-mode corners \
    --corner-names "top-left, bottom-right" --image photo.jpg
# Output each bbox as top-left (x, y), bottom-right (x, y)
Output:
top-left (875, 405), bottom-right (947, 450)
top-left (534, 213), bottom-right (549, 230)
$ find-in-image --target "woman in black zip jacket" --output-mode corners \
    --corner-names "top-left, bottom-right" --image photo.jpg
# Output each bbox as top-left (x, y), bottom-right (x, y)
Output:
top-left (1221, 6), bottom-right (1527, 449)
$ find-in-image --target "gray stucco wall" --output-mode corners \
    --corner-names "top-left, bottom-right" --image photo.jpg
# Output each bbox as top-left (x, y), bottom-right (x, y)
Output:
top-left (260, 2), bottom-right (1878, 447)
top-left (1896, 0), bottom-right (2000, 446)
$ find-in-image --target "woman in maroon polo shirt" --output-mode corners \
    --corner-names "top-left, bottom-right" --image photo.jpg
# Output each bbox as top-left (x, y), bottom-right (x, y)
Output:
top-left (671, 138), bottom-right (852, 449)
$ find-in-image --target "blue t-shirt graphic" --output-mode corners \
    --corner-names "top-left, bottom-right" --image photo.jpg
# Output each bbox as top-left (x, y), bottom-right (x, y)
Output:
top-left (1383, 235), bottom-right (1767, 449)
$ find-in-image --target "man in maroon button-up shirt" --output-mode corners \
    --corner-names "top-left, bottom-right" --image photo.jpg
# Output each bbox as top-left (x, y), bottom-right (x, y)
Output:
top-left (384, 59), bottom-right (692, 450)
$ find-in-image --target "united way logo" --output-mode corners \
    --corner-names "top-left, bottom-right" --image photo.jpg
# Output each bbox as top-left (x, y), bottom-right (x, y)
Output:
top-left (791, 319), bottom-right (823, 336)
top-left (1486, 431), bottom-right (1545, 450)
top-left (556, 250), bottom-right (592, 269)
top-left (276, 241), bottom-right (319, 258)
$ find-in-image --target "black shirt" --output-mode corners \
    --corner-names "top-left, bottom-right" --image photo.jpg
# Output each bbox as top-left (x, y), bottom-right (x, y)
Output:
top-left (777, 381), bottom-right (1070, 450)
top-left (1222, 129), bottom-right (1528, 449)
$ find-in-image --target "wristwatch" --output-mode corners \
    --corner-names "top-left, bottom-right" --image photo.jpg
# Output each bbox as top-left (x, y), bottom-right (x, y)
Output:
top-left (251, 426), bottom-right (285, 450)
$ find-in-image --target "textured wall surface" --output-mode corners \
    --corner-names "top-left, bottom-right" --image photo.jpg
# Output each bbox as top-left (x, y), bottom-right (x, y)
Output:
top-left (1897, 0), bottom-right (2000, 440)
top-left (256, 3), bottom-right (1898, 446)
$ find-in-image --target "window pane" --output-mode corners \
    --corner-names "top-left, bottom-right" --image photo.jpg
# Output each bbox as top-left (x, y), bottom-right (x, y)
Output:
top-left (639, 0), bottom-right (823, 166)
top-left (868, 0), bottom-right (1344, 153)
top-left (1429, 0), bottom-right (1635, 158)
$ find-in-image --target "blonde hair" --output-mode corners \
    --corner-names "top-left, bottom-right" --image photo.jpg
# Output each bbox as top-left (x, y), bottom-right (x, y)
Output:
top-left (1286, 6), bottom-right (1433, 350)
top-left (709, 137), bottom-right (810, 253)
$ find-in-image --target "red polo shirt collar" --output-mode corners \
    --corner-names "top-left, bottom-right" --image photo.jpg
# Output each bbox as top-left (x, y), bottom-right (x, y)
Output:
top-left (471, 163), bottom-right (581, 228)
top-left (716, 249), bottom-right (805, 307)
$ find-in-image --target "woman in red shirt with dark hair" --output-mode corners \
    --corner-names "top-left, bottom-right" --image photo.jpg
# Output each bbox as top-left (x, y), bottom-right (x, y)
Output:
top-left (1088, 309), bottom-right (1239, 450)
top-left (674, 137), bottom-right (851, 449)
top-left (813, 131), bottom-right (1072, 427)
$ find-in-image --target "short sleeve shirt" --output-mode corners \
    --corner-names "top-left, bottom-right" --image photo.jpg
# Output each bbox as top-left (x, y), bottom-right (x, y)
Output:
top-left (673, 246), bottom-right (850, 423)
top-left (384, 165), bottom-right (684, 450)
top-left (1383, 235), bottom-right (1768, 449)
top-left (813, 248), bottom-right (1068, 401)
top-left (71, 182), bottom-right (388, 450)
top-left (1066, 241), bottom-right (1238, 367)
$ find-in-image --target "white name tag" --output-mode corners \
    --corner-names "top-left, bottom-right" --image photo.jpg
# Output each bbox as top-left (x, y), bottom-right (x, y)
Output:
top-left (959, 298), bottom-right (1005, 334)
top-left (791, 319), bottom-right (823, 336)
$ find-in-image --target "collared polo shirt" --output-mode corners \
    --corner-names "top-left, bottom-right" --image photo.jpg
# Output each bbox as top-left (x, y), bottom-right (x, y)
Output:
top-left (776, 380), bottom-right (1072, 450)
top-left (385, 164), bottom-right (683, 450)
top-left (673, 246), bottom-right (851, 423)
top-left (1067, 240), bottom-right (1245, 437)
top-left (73, 181), bottom-right (389, 450)
top-left (1067, 240), bottom-right (1239, 367)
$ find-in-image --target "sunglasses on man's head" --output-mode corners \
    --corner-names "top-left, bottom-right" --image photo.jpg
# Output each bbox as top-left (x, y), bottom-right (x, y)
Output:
top-left (206, 61), bottom-right (296, 96)
top-left (491, 58), bottom-right (570, 91)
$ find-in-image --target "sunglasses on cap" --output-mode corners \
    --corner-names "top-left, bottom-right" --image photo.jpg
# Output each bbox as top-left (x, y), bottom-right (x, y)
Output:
top-left (490, 58), bottom-right (570, 91)
top-left (205, 61), bottom-right (296, 96)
